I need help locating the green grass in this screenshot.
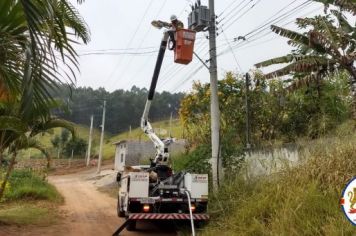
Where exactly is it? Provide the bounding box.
[202,122,356,236]
[108,119,183,142]
[3,169,63,203]
[0,169,62,226]
[18,123,106,160]
[0,203,57,226]
[103,119,184,160]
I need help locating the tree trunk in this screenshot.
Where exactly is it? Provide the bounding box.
[0,152,16,200]
[46,155,51,169]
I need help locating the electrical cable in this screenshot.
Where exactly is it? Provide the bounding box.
[218,0,251,23]
[103,0,155,86]
[167,0,318,93]
[220,0,263,33]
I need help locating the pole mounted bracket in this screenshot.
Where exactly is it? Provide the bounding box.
[193,52,210,71]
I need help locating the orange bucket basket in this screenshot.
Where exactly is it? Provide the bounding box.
[174,29,196,65]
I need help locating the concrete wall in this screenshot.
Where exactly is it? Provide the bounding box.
[245,144,300,178]
[15,159,85,170]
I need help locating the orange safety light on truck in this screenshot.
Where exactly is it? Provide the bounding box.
[174,29,196,65]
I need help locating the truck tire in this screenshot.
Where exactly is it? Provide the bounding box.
[126,220,136,231]
[117,198,125,218]
[195,221,205,228]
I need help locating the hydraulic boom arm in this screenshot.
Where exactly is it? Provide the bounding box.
[141,31,172,167]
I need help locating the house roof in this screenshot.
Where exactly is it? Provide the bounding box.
[112,140,127,145]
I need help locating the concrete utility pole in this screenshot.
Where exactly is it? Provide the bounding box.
[97,100,106,174]
[86,115,94,166]
[245,73,251,151]
[169,112,173,137]
[208,0,221,189]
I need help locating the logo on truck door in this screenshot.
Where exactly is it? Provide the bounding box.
[193,175,208,183]
[131,173,148,182]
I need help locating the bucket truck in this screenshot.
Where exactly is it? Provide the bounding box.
[113,25,209,235]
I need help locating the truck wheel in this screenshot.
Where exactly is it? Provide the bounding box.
[126,220,136,231]
[195,221,205,228]
[117,198,125,218]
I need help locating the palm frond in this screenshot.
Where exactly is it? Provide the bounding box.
[15,137,49,159]
[31,118,76,139]
[0,116,27,134]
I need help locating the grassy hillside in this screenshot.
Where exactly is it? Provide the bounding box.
[203,121,356,236]
[22,119,183,161]
[103,119,184,159]
[19,124,108,160]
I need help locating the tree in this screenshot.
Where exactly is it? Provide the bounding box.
[0,104,76,200]
[0,0,89,200]
[0,0,90,111]
[255,0,356,120]
[55,85,184,133]
[64,138,87,158]
[50,129,71,158]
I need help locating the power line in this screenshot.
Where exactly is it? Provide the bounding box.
[78,50,159,56]
[216,5,322,67]
[167,0,318,93]
[244,0,302,38]
[118,0,169,89]
[76,46,158,53]
[217,0,251,22]
[168,0,262,89]
[122,0,189,90]
[157,37,208,89]
[221,0,263,33]
[128,0,317,94]
[221,30,243,72]
[104,0,155,87]
[229,0,314,50]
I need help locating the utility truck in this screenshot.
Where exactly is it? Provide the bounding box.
[113,22,209,236]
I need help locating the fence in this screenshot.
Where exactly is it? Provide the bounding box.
[15,158,86,170]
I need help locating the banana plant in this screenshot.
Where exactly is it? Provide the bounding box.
[255,0,356,119]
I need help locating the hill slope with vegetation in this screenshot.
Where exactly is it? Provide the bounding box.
[203,122,356,235]
[53,86,184,134]
[24,119,183,161]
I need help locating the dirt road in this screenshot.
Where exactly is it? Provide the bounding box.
[1,168,176,236]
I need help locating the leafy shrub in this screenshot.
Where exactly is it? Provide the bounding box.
[4,170,62,202]
[172,145,211,174]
